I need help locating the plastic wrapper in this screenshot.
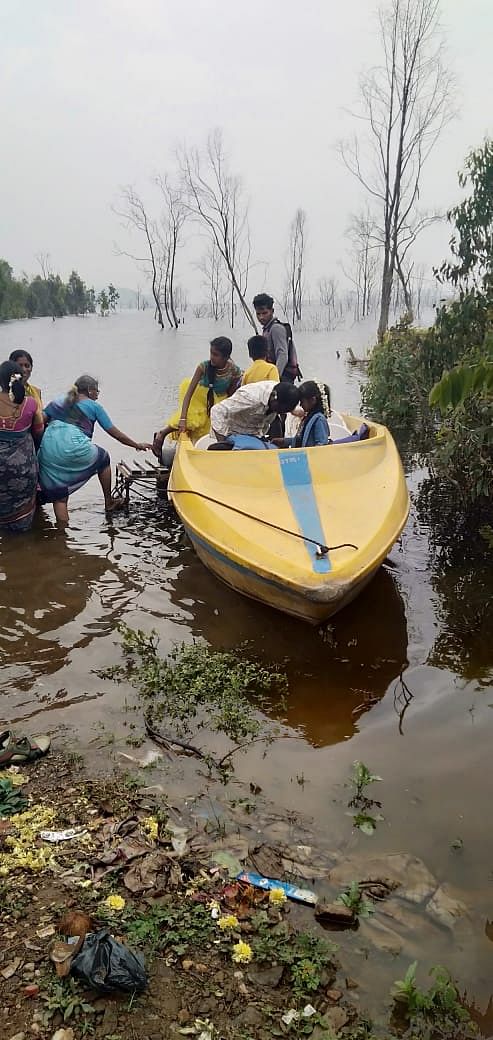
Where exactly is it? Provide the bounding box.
[71,929,147,993]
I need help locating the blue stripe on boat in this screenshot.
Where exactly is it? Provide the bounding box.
[279,452,331,574]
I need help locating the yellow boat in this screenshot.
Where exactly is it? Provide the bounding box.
[168,417,409,624]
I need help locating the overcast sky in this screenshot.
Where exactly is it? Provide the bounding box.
[1,0,492,300]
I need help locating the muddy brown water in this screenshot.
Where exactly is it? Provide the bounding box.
[1,312,492,1022]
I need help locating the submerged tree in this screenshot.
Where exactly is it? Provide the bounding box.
[114,187,165,329]
[285,208,307,323]
[155,175,186,329]
[179,129,255,329]
[345,209,379,320]
[340,0,454,340]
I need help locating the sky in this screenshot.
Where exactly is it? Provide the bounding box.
[1,0,492,302]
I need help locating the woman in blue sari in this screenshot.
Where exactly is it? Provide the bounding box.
[38,374,151,524]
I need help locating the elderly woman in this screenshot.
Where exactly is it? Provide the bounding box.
[0,361,44,532]
[38,374,151,524]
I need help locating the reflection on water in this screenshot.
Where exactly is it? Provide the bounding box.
[168,543,408,745]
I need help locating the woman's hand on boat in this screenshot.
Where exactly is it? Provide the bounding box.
[135,442,153,451]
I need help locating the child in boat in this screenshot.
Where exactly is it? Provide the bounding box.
[152,337,241,457]
[272,380,331,448]
[242,336,279,385]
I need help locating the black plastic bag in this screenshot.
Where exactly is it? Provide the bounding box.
[72,929,147,993]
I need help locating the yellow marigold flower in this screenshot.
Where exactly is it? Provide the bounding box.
[232,940,253,964]
[269,887,287,906]
[143,816,159,841]
[218,914,239,931]
[104,893,126,912]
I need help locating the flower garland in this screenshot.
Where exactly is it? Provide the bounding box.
[8,373,22,403]
[316,380,331,419]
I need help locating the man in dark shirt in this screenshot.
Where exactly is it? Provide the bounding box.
[252,293,300,382]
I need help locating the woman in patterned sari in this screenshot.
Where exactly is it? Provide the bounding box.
[0,361,44,533]
[38,374,151,525]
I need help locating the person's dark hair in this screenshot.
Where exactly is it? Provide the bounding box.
[253,293,274,310]
[0,361,26,404]
[247,335,268,360]
[9,349,33,368]
[270,382,300,413]
[66,374,99,406]
[206,337,233,414]
[299,380,331,417]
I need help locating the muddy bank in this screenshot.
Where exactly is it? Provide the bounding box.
[0,747,481,1040]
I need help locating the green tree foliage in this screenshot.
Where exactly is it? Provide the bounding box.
[362,139,493,537]
[98,289,109,316]
[0,260,107,321]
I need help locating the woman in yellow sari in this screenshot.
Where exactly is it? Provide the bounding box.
[9,350,43,426]
[153,337,241,457]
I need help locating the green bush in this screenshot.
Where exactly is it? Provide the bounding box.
[361,321,431,433]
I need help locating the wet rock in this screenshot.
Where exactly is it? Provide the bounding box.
[427,884,468,929]
[315,901,354,927]
[329,853,436,904]
[363,919,403,956]
[326,988,343,1002]
[247,964,284,987]
[325,1007,349,1031]
[237,1006,264,1028]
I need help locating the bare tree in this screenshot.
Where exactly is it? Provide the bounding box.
[114,187,165,329]
[35,252,53,279]
[179,130,256,330]
[156,175,186,329]
[344,209,380,320]
[286,208,307,323]
[340,0,454,340]
[197,241,227,320]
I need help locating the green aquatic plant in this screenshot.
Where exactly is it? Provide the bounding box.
[346,761,384,834]
[336,880,375,919]
[101,624,287,773]
[391,961,476,1037]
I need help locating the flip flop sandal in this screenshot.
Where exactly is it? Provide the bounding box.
[0,730,51,766]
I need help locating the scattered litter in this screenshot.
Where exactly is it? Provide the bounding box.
[36,924,56,939]
[237,871,318,906]
[1,956,23,979]
[282,1009,299,1026]
[58,910,92,938]
[117,748,163,768]
[39,828,88,843]
[179,1017,217,1040]
[303,1005,317,1017]
[71,929,147,993]
[168,821,188,856]
[211,851,243,877]
[0,778,28,818]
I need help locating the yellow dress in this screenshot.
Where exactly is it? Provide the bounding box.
[25,384,44,427]
[165,360,242,443]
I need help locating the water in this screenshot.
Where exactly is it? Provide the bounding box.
[1,312,492,1018]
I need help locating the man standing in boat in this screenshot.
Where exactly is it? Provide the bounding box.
[253,293,301,382]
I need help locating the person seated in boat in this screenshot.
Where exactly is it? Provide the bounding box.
[272,380,331,448]
[152,337,242,458]
[242,336,279,385]
[210,381,299,443]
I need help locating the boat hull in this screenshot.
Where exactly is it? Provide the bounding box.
[169,417,410,624]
